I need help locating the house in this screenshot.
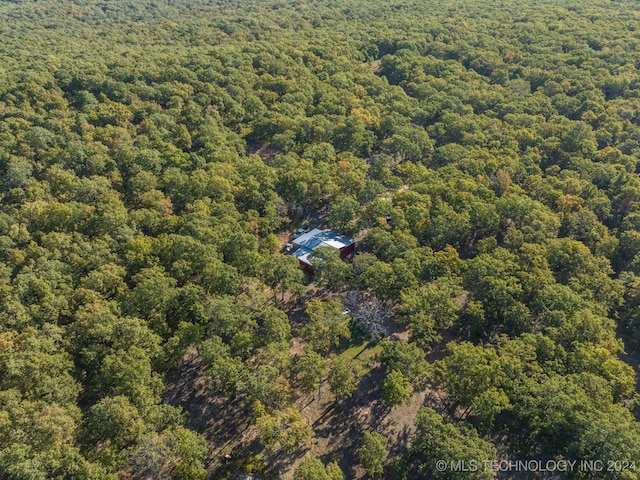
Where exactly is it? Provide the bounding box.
[291,228,355,273]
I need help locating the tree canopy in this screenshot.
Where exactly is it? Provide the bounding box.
[2,0,640,477]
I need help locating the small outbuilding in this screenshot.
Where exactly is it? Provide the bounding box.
[291,228,355,273]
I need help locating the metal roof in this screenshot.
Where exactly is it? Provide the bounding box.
[293,246,314,266]
[292,229,354,266]
[292,228,324,247]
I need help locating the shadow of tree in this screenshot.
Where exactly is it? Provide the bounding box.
[308,364,392,477]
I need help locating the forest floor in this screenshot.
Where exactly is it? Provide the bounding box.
[164,284,565,479]
[163,342,441,480]
[285,342,435,479]
[163,286,445,479]
[279,290,439,479]
[163,347,261,475]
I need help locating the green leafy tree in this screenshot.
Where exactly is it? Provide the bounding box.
[263,253,306,302]
[436,342,508,422]
[302,299,351,352]
[261,307,292,345]
[398,282,462,347]
[327,357,357,400]
[254,402,313,454]
[170,427,208,480]
[123,266,178,325]
[0,326,80,406]
[328,195,362,235]
[239,365,288,409]
[295,349,327,394]
[408,408,495,480]
[98,346,164,410]
[127,428,208,480]
[199,336,247,394]
[294,456,344,480]
[363,261,397,300]
[379,339,429,384]
[381,370,411,407]
[310,246,352,289]
[201,258,241,296]
[358,431,387,477]
[85,395,144,450]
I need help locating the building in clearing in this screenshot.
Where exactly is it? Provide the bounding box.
[291,228,355,273]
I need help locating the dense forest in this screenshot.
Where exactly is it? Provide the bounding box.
[2,0,640,478]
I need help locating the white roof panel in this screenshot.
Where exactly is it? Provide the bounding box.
[296,252,313,265]
[322,239,345,249]
[292,228,324,247]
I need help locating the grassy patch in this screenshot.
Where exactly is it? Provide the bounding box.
[335,323,383,376]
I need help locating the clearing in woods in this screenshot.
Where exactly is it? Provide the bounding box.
[164,302,445,479]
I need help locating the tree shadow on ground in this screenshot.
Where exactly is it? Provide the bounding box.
[164,347,257,477]
[311,364,390,478]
